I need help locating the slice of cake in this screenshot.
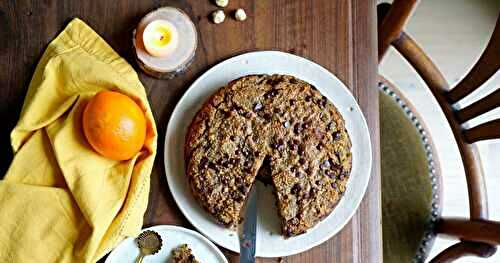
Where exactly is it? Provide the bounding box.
[170,244,199,263]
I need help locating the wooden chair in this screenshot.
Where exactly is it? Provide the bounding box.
[378,0,500,262]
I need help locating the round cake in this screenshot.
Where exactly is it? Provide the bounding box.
[185,75,352,237]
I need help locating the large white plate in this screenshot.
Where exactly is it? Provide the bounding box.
[105,225,227,262]
[164,51,372,257]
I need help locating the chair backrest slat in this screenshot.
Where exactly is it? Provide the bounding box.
[463,119,500,143]
[446,18,500,104]
[456,88,500,124]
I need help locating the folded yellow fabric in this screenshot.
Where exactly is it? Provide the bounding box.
[0,18,157,262]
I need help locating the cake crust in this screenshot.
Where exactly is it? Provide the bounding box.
[185,74,352,236]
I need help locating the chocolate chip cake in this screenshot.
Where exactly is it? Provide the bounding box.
[170,244,200,263]
[185,74,352,237]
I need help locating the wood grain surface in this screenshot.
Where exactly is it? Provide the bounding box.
[0,1,380,262]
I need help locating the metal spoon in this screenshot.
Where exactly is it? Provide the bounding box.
[135,230,162,263]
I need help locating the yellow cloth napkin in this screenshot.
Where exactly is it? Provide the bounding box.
[0,18,157,262]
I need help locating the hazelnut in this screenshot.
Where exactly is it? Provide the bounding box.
[234,8,247,21]
[211,10,225,24]
[215,0,229,8]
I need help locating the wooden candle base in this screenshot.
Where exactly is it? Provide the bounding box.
[133,7,197,79]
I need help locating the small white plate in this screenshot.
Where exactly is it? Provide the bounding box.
[164,51,372,257]
[105,225,227,263]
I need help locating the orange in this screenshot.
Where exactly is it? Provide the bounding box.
[82,91,147,161]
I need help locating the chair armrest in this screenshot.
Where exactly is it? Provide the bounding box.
[429,241,497,263]
[437,218,500,245]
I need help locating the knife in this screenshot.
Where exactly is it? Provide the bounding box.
[239,185,257,263]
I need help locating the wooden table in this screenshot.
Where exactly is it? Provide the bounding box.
[0,0,380,262]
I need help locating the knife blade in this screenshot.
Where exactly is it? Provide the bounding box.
[239,185,257,263]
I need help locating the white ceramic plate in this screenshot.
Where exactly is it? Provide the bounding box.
[105,225,227,263]
[164,51,372,257]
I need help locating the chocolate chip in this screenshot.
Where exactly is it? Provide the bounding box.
[271,139,285,151]
[316,143,324,150]
[332,131,341,140]
[244,167,252,173]
[291,183,301,194]
[208,162,218,172]
[320,96,328,107]
[235,177,243,184]
[298,145,305,156]
[301,191,310,200]
[289,99,296,106]
[230,135,236,141]
[235,149,241,155]
[235,194,244,202]
[229,158,239,165]
[254,151,260,157]
[299,158,306,165]
[238,185,247,193]
[220,159,229,167]
[252,134,259,142]
[331,182,337,189]
[242,148,251,157]
[290,167,296,173]
[288,141,298,151]
[263,113,272,121]
[199,157,209,169]
[254,102,263,111]
[302,122,310,129]
[327,122,335,131]
[293,123,303,134]
[305,96,312,102]
[264,89,279,99]
[273,108,280,114]
[290,78,298,84]
[266,79,281,86]
[244,160,252,168]
[320,160,331,170]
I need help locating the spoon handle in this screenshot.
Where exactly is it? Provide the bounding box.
[135,254,145,263]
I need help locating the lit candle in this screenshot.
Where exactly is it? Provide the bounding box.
[142,20,178,58]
